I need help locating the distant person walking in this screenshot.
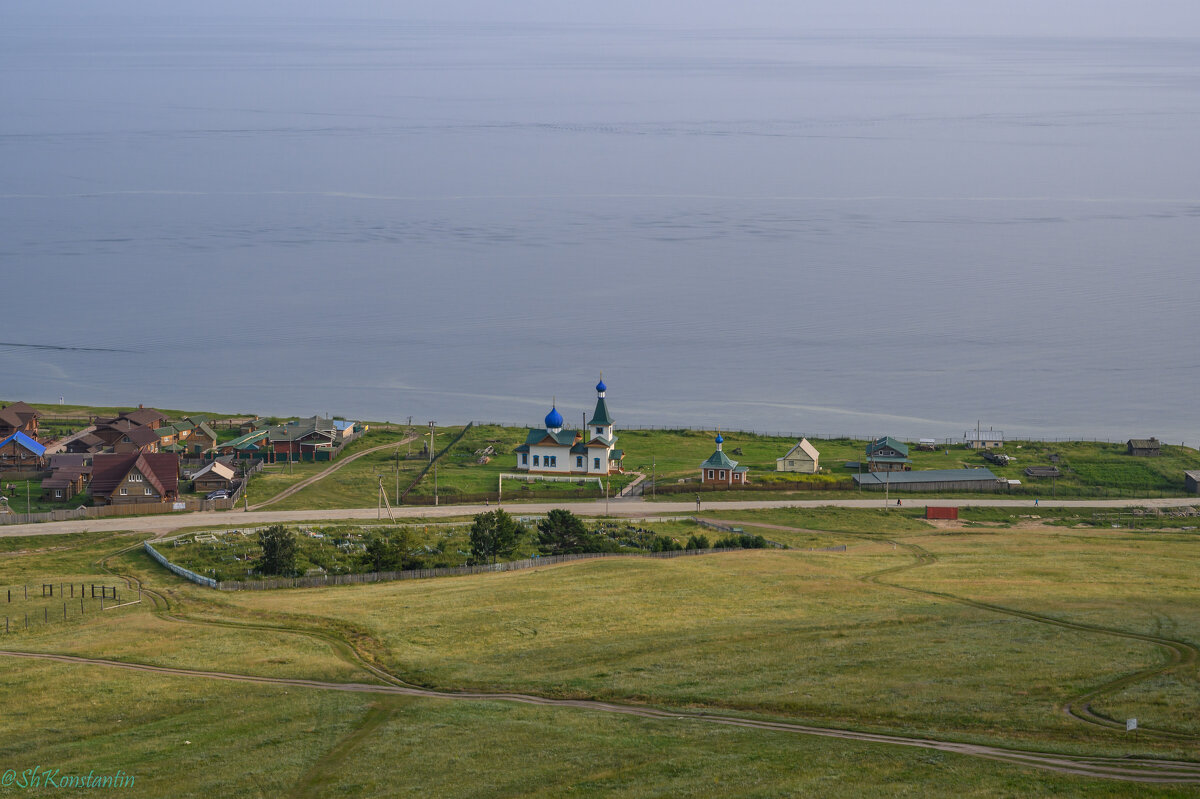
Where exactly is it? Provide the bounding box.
[1034,498,1039,507]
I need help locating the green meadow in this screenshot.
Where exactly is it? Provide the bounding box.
[0,507,1198,795]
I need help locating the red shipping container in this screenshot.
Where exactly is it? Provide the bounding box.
[925,506,959,520]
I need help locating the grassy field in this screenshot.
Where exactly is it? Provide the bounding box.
[9,659,1193,799]
[1,507,1200,793]
[260,424,637,510]
[620,429,1200,499]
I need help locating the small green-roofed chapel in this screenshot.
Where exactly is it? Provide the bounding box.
[701,431,749,486]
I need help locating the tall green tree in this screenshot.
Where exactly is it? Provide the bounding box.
[258,524,297,575]
[362,527,416,572]
[536,508,593,555]
[469,509,521,564]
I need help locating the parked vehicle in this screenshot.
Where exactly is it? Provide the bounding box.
[206,489,231,500]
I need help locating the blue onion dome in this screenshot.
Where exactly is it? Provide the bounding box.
[545,405,564,429]
[596,377,607,393]
[715,432,724,444]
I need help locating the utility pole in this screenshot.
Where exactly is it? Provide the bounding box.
[434,462,438,506]
[428,422,435,463]
[651,456,655,499]
[394,443,400,505]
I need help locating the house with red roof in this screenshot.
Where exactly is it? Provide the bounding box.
[89,453,179,505]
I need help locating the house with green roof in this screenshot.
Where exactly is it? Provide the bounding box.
[866,436,912,472]
[514,378,624,475]
[700,432,749,486]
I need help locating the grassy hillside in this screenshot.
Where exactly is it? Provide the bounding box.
[1,517,1199,794]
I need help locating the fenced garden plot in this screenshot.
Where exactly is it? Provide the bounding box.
[148,517,722,589]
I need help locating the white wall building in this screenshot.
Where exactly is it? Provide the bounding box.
[515,379,624,475]
[776,438,820,473]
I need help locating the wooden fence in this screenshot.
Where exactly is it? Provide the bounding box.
[399,422,475,502]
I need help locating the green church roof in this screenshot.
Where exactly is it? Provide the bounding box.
[588,396,613,426]
[701,449,738,470]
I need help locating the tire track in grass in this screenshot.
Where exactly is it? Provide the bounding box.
[837,533,1199,740]
[1,648,1199,783]
[11,533,1188,784]
[709,517,1200,739]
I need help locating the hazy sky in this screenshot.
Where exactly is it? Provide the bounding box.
[9,0,1200,38]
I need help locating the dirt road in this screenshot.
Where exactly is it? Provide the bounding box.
[247,434,418,511]
[1,495,1195,539]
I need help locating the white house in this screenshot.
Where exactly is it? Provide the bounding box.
[514,379,624,475]
[776,438,820,473]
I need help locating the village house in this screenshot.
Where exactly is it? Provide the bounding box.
[1186,471,1200,494]
[1127,438,1161,457]
[92,419,140,448]
[514,379,624,475]
[89,452,180,505]
[267,416,340,462]
[700,432,749,486]
[0,432,46,469]
[93,407,167,430]
[214,430,270,460]
[111,424,161,454]
[191,459,238,494]
[185,421,219,456]
[64,432,106,455]
[776,438,820,473]
[0,402,42,441]
[41,455,92,501]
[866,436,912,472]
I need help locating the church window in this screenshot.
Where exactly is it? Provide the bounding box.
[522,453,528,465]
[719,470,726,479]
[533,455,539,466]
[593,457,600,469]
[576,456,583,467]
[596,427,603,435]
[706,470,714,479]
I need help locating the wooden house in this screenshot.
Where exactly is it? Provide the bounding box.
[92,419,139,447]
[89,453,179,505]
[111,424,160,454]
[0,402,42,441]
[1185,471,1200,494]
[41,454,91,501]
[776,438,820,473]
[0,432,46,469]
[866,436,911,472]
[185,422,219,456]
[65,433,106,454]
[191,460,237,494]
[267,416,339,462]
[1127,438,1161,457]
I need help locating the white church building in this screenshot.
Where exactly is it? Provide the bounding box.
[515,378,624,475]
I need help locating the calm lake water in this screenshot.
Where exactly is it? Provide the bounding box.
[2,17,1198,444]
